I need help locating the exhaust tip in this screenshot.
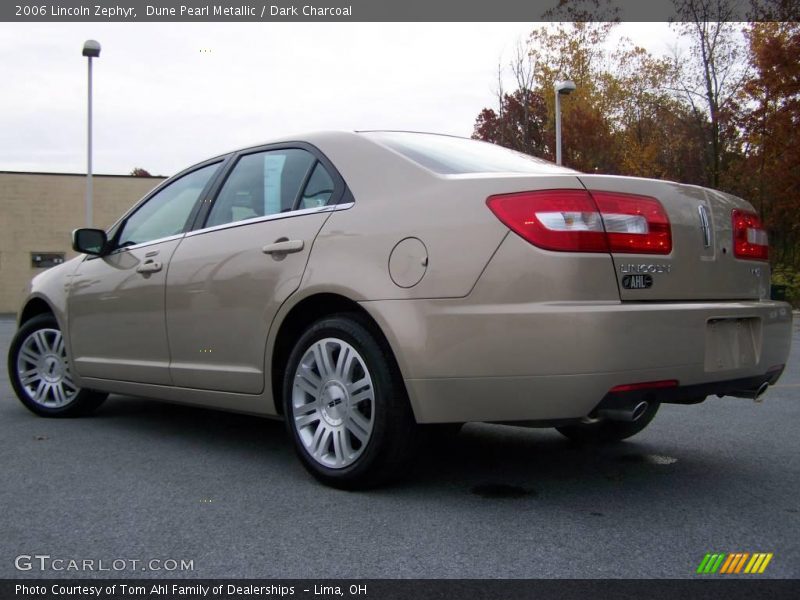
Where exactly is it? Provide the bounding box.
[631,401,649,421]
[730,382,771,401]
[754,382,769,403]
[596,401,650,422]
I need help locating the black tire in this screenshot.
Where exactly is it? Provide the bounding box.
[8,314,107,418]
[555,401,660,443]
[282,313,419,489]
[420,422,464,448]
[424,423,464,437]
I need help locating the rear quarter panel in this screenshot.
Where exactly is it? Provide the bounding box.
[304,132,590,300]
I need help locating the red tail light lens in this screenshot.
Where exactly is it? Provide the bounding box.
[485,190,608,252]
[732,209,768,261]
[486,189,671,254]
[591,191,672,254]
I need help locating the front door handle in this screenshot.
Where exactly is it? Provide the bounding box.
[262,239,304,256]
[136,260,163,274]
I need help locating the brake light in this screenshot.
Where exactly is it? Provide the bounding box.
[732,209,768,261]
[486,189,671,254]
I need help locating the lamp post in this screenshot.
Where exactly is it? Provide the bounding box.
[554,79,576,166]
[82,40,101,227]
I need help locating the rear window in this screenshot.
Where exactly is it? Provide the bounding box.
[361,131,574,175]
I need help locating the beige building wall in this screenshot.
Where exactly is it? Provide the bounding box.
[0,171,166,314]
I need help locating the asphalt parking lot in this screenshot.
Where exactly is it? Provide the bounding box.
[1,315,798,579]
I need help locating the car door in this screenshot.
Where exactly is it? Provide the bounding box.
[165,146,345,394]
[68,162,222,385]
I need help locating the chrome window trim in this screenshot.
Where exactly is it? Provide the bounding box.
[87,203,355,258]
[106,233,186,255]
[185,202,354,238]
[82,232,186,261]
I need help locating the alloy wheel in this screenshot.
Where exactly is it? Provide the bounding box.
[291,337,375,469]
[15,328,79,408]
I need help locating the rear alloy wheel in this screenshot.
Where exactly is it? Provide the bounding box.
[283,314,418,489]
[555,401,660,443]
[8,314,107,417]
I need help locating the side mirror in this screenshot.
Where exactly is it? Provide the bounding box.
[72,228,108,256]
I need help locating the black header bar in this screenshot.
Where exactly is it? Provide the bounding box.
[3,0,797,23]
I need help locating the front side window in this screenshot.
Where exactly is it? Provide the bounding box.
[206,149,317,228]
[117,163,219,247]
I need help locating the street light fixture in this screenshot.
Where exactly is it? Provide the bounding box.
[82,40,101,227]
[554,79,576,166]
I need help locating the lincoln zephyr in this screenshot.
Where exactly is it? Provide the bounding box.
[8,131,792,488]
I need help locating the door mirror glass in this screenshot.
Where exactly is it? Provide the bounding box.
[72,228,108,256]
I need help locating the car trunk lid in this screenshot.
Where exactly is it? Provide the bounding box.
[580,175,769,300]
[576,175,770,301]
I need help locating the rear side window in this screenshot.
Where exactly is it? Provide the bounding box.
[362,131,574,175]
[206,149,316,228]
[299,162,335,209]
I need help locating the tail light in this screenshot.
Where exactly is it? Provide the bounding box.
[732,209,768,261]
[592,191,672,254]
[486,189,672,254]
[485,190,608,252]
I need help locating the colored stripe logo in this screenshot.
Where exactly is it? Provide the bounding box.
[696,552,773,574]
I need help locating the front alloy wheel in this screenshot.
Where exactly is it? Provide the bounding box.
[16,327,78,408]
[283,314,418,489]
[8,314,107,417]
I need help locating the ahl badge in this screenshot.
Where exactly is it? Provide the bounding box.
[622,274,653,289]
[619,263,668,290]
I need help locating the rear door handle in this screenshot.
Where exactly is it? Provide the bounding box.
[262,239,304,255]
[136,260,163,274]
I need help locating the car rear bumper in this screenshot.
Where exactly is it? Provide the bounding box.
[361,298,793,423]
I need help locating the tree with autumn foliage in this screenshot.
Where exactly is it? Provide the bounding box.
[474,41,552,157]
[670,1,750,189]
[473,89,550,158]
[474,21,701,179]
[738,21,800,267]
[471,7,800,299]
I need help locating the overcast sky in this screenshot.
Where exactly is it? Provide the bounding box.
[0,22,679,176]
